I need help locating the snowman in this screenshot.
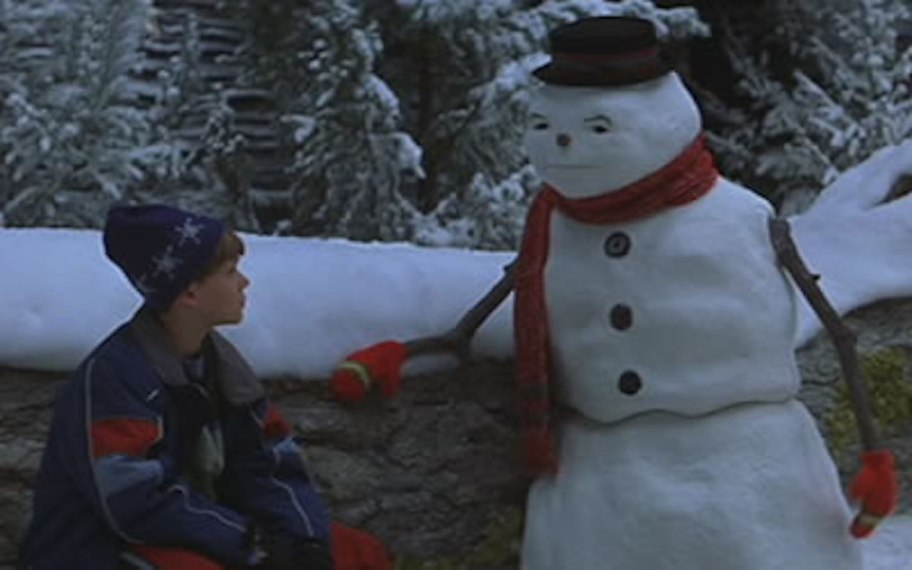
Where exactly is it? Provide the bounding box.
[330,16,900,570]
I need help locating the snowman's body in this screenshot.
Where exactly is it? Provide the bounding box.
[545,180,797,422]
[518,73,863,569]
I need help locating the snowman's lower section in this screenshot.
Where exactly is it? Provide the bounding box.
[521,400,862,570]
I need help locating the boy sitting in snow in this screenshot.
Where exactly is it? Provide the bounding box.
[18,204,391,570]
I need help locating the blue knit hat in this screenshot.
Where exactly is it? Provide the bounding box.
[103,204,225,309]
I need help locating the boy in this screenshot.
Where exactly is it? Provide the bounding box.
[18,204,390,570]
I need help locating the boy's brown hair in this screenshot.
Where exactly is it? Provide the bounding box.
[197,230,245,281]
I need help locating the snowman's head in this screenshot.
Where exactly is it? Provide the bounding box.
[524,73,702,198]
[525,16,702,198]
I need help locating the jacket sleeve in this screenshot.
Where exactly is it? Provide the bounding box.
[218,398,332,543]
[80,354,255,567]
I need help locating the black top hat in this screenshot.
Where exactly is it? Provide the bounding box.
[533,16,672,87]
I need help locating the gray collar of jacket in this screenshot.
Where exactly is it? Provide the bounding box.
[128,306,265,406]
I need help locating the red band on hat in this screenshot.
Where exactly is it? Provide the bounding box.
[557,46,660,63]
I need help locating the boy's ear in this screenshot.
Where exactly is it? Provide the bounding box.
[173,285,200,308]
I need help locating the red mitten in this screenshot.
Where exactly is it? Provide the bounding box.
[262,405,292,439]
[849,449,898,538]
[330,341,408,402]
[331,522,392,570]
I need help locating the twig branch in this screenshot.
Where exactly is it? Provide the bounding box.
[770,218,879,450]
[404,259,518,362]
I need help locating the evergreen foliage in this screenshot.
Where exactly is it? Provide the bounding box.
[3,0,912,249]
[234,0,706,244]
[0,0,155,227]
[710,0,912,214]
[241,0,423,240]
[286,0,422,241]
[131,4,260,231]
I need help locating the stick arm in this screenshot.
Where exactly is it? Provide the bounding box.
[404,258,517,361]
[330,259,517,402]
[769,217,879,450]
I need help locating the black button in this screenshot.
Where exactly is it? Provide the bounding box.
[604,232,631,257]
[610,304,633,330]
[618,371,642,395]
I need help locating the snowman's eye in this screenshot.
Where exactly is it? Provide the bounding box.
[529,114,549,131]
[586,118,612,134]
[584,115,612,134]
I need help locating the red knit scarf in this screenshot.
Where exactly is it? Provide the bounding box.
[514,133,719,476]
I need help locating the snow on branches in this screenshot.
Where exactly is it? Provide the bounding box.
[713,0,912,215]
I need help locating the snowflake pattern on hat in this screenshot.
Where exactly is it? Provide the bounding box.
[175,217,205,247]
[151,246,182,279]
[134,274,158,298]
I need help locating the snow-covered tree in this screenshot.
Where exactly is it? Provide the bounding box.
[412,165,538,250]
[11,0,906,249]
[239,0,423,240]
[0,0,158,227]
[0,0,34,222]
[129,3,264,232]
[293,3,423,241]
[709,0,912,213]
[235,0,708,246]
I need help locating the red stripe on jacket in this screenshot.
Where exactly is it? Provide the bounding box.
[91,418,161,459]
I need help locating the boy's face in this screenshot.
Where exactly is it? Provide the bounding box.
[187,256,250,326]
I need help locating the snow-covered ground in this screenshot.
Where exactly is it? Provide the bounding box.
[863,515,912,569]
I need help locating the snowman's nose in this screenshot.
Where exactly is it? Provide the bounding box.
[556,133,572,148]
